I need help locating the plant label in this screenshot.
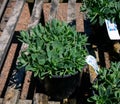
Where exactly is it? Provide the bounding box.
[105,19,120,40]
[86,55,99,83]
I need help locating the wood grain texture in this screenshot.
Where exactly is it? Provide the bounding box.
[48,0,59,21]
[0,98,32,104]
[0,98,3,103]
[67,0,76,25]
[18,99,32,104]
[0,0,8,20]
[0,0,25,70]
[48,101,60,104]
[28,0,44,28]
[3,87,20,104]
[20,71,32,99]
[33,93,48,104]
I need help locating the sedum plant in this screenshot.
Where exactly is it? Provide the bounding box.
[80,0,120,26]
[88,62,120,104]
[17,19,88,79]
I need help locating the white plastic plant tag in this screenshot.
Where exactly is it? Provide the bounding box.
[86,55,99,74]
[105,19,120,40]
[86,55,99,83]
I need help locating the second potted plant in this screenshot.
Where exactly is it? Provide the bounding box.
[88,62,120,104]
[80,0,120,26]
[80,0,120,64]
[17,19,88,99]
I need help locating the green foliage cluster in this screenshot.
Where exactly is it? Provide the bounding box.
[80,0,120,25]
[17,19,88,79]
[88,62,120,104]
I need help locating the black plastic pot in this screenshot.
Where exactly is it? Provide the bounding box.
[43,72,80,100]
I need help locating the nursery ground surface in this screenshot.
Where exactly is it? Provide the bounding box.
[0,0,91,104]
[0,0,117,104]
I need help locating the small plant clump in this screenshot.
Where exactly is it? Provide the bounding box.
[80,0,120,26]
[88,62,120,104]
[17,19,88,79]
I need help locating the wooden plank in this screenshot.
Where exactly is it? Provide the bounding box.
[20,71,32,99]
[33,93,48,104]
[76,3,84,32]
[44,0,66,3]
[48,101,60,104]
[67,0,76,25]
[0,0,8,20]
[0,43,18,96]
[48,0,59,21]
[104,52,110,68]
[56,3,67,21]
[0,0,25,70]
[43,3,68,23]
[0,98,3,103]
[18,99,32,104]
[28,0,44,28]
[92,45,100,67]
[2,87,20,104]
[1,98,32,104]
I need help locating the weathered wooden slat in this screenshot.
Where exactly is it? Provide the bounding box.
[20,71,32,99]
[0,98,3,103]
[0,43,17,96]
[18,99,32,104]
[56,3,67,21]
[48,0,59,21]
[43,3,68,23]
[33,93,48,104]
[28,0,44,28]
[76,3,84,32]
[2,87,20,104]
[48,101,60,104]
[92,45,100,66]
[104,52,110,68]
[44,0,66,3]
[0,0,25,70]
[67,0,76,25]
[0,98,32,104]
[0,0,8,20]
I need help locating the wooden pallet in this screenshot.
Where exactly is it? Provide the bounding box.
[0,0,97,104]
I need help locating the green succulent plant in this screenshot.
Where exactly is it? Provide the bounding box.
[88,62,120,104]
[17,19,88,79]
[80,0,120,26]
